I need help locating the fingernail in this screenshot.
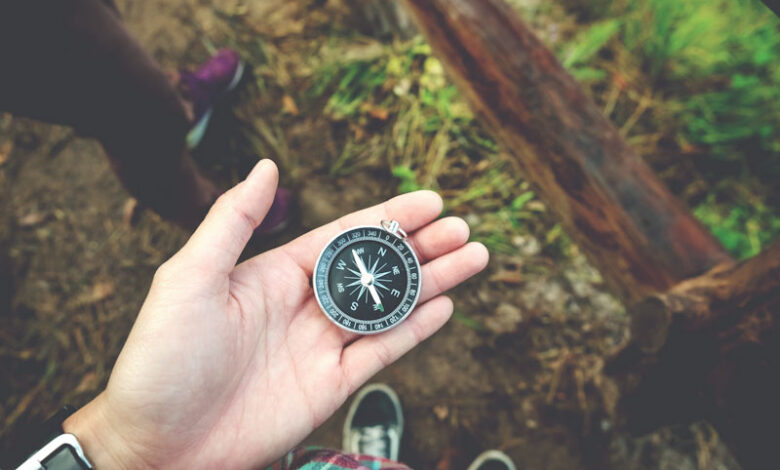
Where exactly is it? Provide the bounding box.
[248,159,271,179]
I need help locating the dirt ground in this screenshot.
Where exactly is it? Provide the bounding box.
[0,1,741,469]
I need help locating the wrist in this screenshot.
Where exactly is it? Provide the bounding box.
[62,394,146,470]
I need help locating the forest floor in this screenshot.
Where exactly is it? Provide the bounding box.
[0,0,756,469]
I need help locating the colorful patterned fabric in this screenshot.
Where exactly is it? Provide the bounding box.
[269,447,412,470]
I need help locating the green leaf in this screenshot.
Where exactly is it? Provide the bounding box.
[453,311,485,331]
[562,19,621,68]
[570,67,607,82]
[511,191,536,211]
[392,165,422,193]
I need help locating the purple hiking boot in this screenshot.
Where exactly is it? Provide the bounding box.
[180,48,245,149]
[212,186,291,236]
[256,186,292,235]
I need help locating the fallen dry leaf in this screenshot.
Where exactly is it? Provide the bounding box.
[18,211,46,227]
[489,269,523,284]
[68,281,115,309]
[74,372,97,394]
[282,95,299,115]
[368,107,389,120]
[122,198,140,227]
[0,139,12,165]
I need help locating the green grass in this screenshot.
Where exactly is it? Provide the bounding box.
[556,0,780,258]
[632,0,780,171]
[308,39,562,255]
[693,194,780,260]
[308,0,779,260]
[453,311,485,331]
[562,19,620,81]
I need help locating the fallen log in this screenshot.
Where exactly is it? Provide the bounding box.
[630,242,779,354]
[401,0,730,305]
[401,0,778,468]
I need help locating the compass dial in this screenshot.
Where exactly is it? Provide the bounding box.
[313,225,421,334]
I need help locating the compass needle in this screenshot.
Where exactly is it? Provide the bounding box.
[367,284,382,307]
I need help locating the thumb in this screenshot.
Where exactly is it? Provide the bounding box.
[179,159,279,275]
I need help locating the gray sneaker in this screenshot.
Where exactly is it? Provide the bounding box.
[467,450,517,470]
[343,383,403,461]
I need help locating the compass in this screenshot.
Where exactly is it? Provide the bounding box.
[313,220,422,334]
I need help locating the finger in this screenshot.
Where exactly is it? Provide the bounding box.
[341,295,453,391]
[282,190,443,275]
[405,216,470,264]
[418,242,489,303]
[179,160,278,274]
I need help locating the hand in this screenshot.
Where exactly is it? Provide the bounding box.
[64,160,489,470]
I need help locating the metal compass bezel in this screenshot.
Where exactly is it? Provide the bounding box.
[313,222,422,335]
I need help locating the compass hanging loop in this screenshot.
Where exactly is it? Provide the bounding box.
[381,220,408,240]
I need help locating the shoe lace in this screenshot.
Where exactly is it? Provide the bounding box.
[358,425,390,458]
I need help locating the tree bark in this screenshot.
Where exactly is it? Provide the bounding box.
[401,0,730,304]
[343,0,417,40]
[630,243,780,354]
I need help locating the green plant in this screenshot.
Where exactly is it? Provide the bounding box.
[392,165,423,193]
[684,73,780,160]
[694,195,780,259]
[323,60,388,119]
[453,311,485,331]
[623,0,779,164]
[561,19,620,81]
[564,0,780,258]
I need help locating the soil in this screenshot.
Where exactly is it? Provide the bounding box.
[0,1,740,469]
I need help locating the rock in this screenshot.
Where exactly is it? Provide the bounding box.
[512,234,541,256]
[591,292,623,316]
[542,282,565,304]
[484,302,524,334]
[464,213,481,227]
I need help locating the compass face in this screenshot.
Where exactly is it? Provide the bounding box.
[313,225,421,334]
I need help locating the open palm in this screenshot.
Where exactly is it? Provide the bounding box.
[65,160,489,470]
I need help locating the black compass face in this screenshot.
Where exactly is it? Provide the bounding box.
[314,226,421,334]
[328,240,408,319]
